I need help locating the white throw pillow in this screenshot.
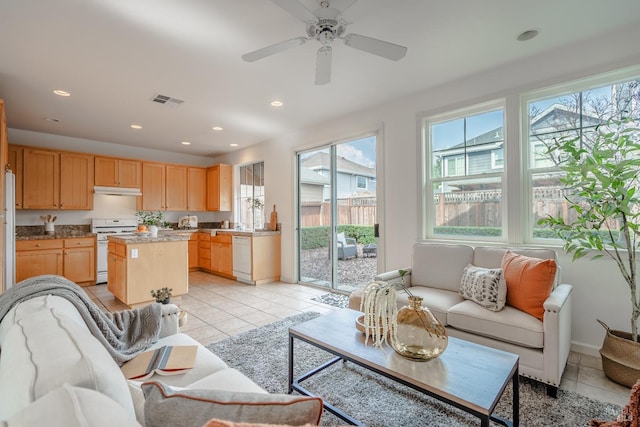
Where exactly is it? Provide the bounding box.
[459,264,507,311]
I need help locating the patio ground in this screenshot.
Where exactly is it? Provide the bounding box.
[299,245,377,293]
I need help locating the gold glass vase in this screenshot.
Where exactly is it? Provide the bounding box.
[392,296,448,361]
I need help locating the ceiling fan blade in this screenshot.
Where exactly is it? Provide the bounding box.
[343,33,407,61]
[242,37,308,62]
[315,46,332,85]
[270,0,317,23]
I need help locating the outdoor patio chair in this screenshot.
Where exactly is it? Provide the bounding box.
[337,232,358,260]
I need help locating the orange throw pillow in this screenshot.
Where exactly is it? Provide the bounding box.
[501,250,557,321]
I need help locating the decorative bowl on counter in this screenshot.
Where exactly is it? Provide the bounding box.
[134,231,151,237]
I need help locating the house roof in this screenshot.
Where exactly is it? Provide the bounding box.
[299,167,329,185]
[301,152,375,177]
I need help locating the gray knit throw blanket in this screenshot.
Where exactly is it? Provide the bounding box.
[0,275,162,365]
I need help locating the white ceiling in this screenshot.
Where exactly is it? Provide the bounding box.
[1,0,640,157]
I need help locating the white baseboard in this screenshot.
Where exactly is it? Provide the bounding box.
[570,341,601,358]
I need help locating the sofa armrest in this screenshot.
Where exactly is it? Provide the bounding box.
[375,268,411,284]
[542,283,573,386]
[159,304,180,338]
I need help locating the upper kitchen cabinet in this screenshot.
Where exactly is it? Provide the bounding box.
[23,148,59,209]
[187,167,207,211]
[23,148,94,210]
[95,156,141,188]
[140,162,166,211]
[7,145,23,209]
[60,152,94,210]
[207,164,232,211]
[165,165,187,211]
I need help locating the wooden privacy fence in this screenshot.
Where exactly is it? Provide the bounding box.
[300,197,377,226]
[433,187,616,227]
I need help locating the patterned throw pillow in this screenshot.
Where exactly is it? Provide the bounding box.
[459,264,507,311]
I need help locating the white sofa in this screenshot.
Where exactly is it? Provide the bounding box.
[349,243,573,396]
[0,293,322,426]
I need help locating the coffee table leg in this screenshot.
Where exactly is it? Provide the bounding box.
[288,333,294,394]
[512,368,519,427]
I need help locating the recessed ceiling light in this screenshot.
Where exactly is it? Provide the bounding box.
[212,126,223,131]
[517,29,539,42]
[270,100,283,107]
[230,143,238,147]
[181,141,191,145]
[53,89,70,97]
[130,124,142,129]
[45,117,60,123]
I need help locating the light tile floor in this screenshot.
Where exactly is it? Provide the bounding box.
[84,270,631,408]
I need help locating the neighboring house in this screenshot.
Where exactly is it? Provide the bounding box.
[301,152,376,200]
[434,103,607,178]
[299,167,329,203]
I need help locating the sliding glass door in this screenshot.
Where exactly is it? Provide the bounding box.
[297,135,378,292]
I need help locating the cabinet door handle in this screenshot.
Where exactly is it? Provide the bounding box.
[36,243,41,247]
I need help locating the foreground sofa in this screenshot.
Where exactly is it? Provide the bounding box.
[349,242,573,396]
[0,278,322,426]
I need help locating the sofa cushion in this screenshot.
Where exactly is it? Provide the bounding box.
[3,384,140,427]
[0,295,135,419]
[141,381,323,427]
[501,251,557,321]
[411,243,474,292]
[397,287,464,326]
[459,264,507,311]
[447,300,544,348]
[474,246,559,286]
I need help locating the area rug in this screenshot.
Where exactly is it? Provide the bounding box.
[311,293,349,308]
[206,312,622,427]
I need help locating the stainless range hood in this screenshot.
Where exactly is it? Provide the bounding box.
[94,186,142,196]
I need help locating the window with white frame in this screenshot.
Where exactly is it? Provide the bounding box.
[238,162,265,230]
[425,102,505,239]
[356,175,367,190]
[526,77,640,240]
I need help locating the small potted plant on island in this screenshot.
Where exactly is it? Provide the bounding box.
[136,210,164,237]
[151,287,173,304]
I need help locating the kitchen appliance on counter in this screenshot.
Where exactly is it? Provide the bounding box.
[178,215,198,229]
[91,218,138,284]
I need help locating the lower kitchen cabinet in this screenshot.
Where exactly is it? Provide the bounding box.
[16,236,96,286]
[188,232,198,270]
[198,232,211,270]
[210,234,233,277]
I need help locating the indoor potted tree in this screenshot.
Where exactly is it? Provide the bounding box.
[539,117,640,386]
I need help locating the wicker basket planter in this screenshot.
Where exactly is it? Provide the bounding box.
[598,320,640,388]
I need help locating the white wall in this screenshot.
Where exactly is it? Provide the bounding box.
[211,23,640,353]
[8,23,640,351]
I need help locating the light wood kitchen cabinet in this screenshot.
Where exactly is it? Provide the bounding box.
[140,162,166,210]
[7,145,23,209]
[165,164,187,211]
[16,240,64,282]
[107,239,188,308]
[95,156,141,188]
[63,237,96,284]
[187,167,207,211]
[198,232,211,270]
[206,164,232,211]
[22,148,93,210]
[16,237,96,285]
[23,148,59,209]
[210,234,233,277]
[188,232,198,270]
[60,152,94,210]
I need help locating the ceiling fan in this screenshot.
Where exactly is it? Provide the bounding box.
[242,0,408,85]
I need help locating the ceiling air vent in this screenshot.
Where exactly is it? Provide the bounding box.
[151,93,184,108]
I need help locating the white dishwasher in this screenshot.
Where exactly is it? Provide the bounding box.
[232,235,252,284]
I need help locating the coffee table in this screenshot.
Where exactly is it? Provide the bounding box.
[288,309,519,426]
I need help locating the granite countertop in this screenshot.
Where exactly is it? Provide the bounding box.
[16,225,95,241]
[196,229,280,237]
[108,233,191,244]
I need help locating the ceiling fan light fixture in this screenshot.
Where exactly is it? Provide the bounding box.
[270,100,283,107]
[181,141,191,145]
[230,143,239,147]
[212,126,223,131]
[130,124,142,129]
[53,89,70,97]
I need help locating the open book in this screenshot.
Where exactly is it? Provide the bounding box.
[121,345,197,380]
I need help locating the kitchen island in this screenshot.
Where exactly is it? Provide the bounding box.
[107,233,190,308]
